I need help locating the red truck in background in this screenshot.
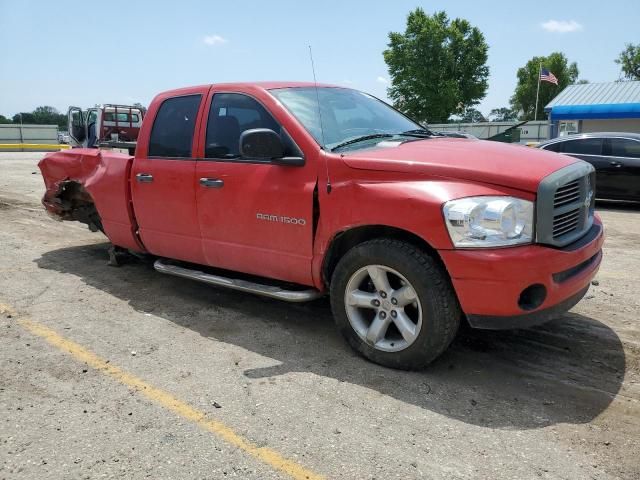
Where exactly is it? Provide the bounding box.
[39,82,604,369]
[68,104,145,154]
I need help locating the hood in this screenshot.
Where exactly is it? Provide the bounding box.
[340,138,578,193]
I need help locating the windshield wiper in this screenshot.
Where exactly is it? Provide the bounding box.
[330,134,395,152]
[399,128,435,137]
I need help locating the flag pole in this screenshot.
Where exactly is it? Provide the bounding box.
[534,62,542,121]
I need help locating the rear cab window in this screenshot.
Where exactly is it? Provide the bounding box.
[148,95,202,158]
[104,112,141,123]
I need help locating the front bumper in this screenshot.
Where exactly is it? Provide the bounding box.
[439,217,604,330]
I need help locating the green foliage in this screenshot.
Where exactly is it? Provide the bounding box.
[488,107,517,122]
[615,43,640,80]
[510,52,578,121]
[383,8,489,123]
[133,102,148,114]
[0,114,12,124]
[459,107,487,123]
[12,106,66,128]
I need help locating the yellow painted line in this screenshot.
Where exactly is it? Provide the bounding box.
[0,143,70,149]
[1,304,323,480]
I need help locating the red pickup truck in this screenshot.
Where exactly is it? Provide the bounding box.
[39,82,604,369]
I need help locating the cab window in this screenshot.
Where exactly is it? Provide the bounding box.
[148,95,201,158]
[205,93,281,159]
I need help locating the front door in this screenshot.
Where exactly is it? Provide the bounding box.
[131,91,207,264]
[195,91,316,286]
[67,106,86,146]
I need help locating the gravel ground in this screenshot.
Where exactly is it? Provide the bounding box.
[1,152,639,480]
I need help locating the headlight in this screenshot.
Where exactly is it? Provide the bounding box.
[443,196,534,248]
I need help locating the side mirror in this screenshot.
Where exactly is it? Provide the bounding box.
[239,128,305,166]
[240,128,284,159]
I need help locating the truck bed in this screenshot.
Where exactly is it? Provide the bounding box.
[39,148,143,252]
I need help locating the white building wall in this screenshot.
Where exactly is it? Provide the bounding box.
[581,118,640,133]
[429,120,549,143]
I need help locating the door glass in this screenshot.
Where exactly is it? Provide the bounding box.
[562,138,602,155]
[148,95,202,158]
[69,108,86,142]
[543,141,564,152]
[205,93,280,159]
[609,138,640,158]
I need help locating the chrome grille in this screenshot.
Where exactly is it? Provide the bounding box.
[536,162,596,247]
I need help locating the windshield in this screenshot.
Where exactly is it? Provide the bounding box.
[270,87,425,151]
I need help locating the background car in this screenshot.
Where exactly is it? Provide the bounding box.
[538,132,640,202]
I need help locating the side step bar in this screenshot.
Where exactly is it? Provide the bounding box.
[154,259,324,303]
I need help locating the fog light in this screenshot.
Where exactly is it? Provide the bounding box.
[518,284,547,311]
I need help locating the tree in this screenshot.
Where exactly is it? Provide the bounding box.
[133,102,147,114]
[0,114,12,124]
[13,107,66,128]
[510,52,578,121]
[12,112,35,124]
[459,107,487,123]
[615,43,640,80]
[488,107,517,122]
[383,8,489,123]
[33,106,66,128]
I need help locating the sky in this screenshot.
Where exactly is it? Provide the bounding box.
[0,0,639,119]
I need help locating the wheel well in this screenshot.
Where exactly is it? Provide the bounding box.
[322,225,443,286]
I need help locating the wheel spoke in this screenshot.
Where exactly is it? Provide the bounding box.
[366,266,392,293]
[393,285,417,307]
[393,310,418,343]
[365,313,391,345]
[347,290,377,309]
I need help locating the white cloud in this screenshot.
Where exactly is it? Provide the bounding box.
[540,20,583,33]
[376,76,389,84]
[203,34,228,46]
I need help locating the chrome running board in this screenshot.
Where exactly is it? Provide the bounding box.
[154,259,324,303]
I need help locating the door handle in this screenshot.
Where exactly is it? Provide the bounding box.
[609,161,622,167]
[136,173,154,183]
[199,178,224,188]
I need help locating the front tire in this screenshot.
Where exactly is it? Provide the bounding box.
[330,239,460,369]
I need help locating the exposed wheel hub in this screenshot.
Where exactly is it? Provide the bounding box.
[344,265,423,353]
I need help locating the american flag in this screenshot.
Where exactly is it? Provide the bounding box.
[540,68,558,85]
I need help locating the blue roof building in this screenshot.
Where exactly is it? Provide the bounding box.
[545,81,640,138]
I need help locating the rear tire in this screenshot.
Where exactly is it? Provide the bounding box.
[330,239,460,369]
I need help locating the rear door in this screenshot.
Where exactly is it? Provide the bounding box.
[557,137,614,198]
[195,90,316,285]
[603,137,640,200]
[131,91,208,264]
